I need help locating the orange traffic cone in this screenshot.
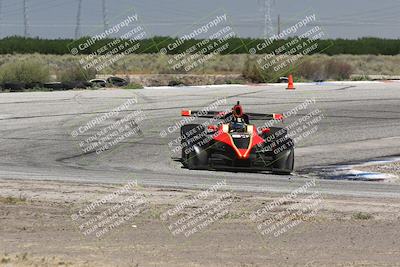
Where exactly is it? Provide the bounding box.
[287,74,295,90]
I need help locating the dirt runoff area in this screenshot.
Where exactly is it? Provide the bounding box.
[1,178,400,267]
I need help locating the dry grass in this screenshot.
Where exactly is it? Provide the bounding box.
[0,195,27,204]
[352,212,373,220]
[0,53,399,80]
[0,58,50,83]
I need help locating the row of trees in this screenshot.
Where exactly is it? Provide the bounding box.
[0,36,399,55]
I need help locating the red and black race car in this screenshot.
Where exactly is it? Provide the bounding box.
[179,102,294,174]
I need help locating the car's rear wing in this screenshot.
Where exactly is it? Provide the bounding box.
[246,112,284,121]
[181,109,283,121]
[181,109,228,118]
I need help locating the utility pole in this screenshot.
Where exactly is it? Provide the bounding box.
[23,0,28,37]
[259,0,274,38]
[0,0,3,37]
[102,0,109,31]
[75,0,82,39]
[277,14,281,35]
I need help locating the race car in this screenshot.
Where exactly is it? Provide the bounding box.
[179,101,294,174]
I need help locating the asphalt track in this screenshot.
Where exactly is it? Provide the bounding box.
[1,82,400,198]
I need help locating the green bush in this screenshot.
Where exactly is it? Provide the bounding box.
[123,83,143,89]
[1,36,400,55]
[0,59,49,83]
[242,55,298,83]
[242,56,354,82]
[242,56,264,82]
[352,212,373,220]
[58,64,96,82]
[298,60,327,81]
[298,58,353,81]
[325,59,353,80]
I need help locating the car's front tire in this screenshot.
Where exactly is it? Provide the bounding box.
[181,124,208,169]
[186,145,209,170]
[272,147,294,175]
[261,127,294,175]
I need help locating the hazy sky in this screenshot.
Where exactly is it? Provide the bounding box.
[0,0,399,39]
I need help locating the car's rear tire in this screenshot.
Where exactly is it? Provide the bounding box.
[44,82,63,91]
[107,76,128,87]
[4,82,25,92]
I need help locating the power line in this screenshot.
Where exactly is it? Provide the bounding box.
[323,3,400,21]
[0,0,399,39]
[4,0,78,17]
